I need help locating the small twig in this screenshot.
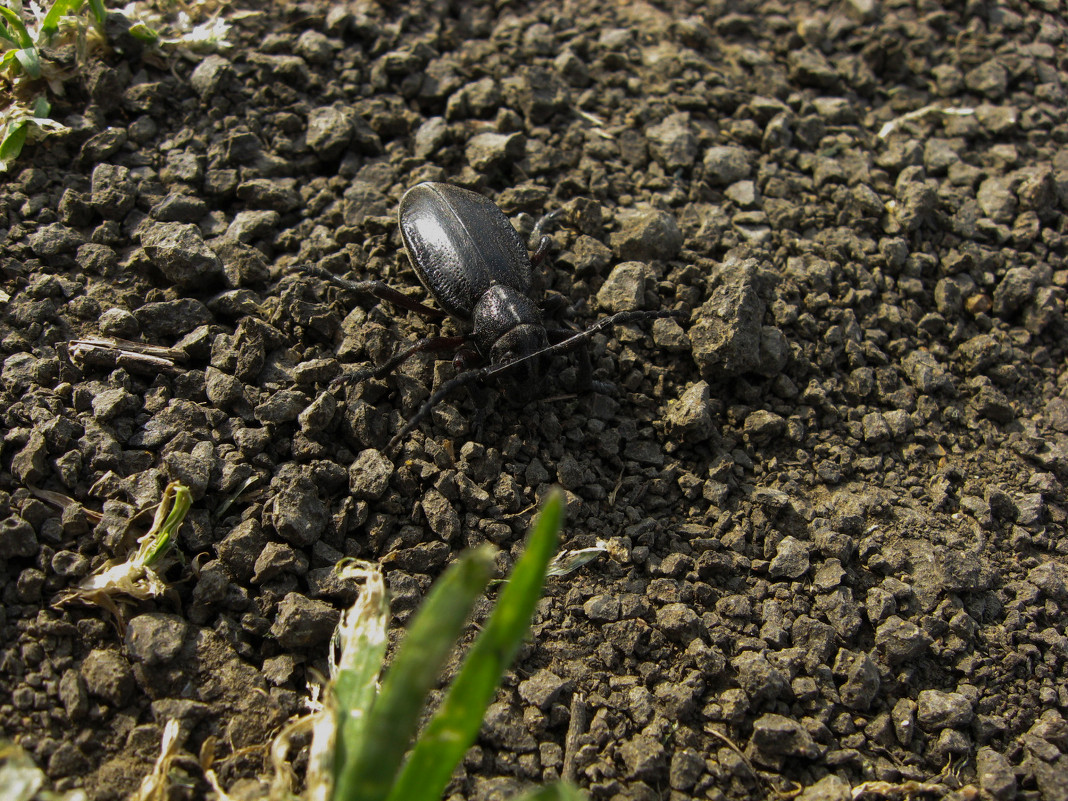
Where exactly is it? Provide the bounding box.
[561,692,587,782]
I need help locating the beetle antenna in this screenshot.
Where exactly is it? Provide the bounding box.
[483,309,685,382]
[387,368,488,453]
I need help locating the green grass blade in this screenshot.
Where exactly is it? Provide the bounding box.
[86,0,106,28]
[40,0,85,40]
[0,7,31,48]
[512,783,587,801]
[332,545,497,801]
[385,490,564,801]
[323,564,389,797]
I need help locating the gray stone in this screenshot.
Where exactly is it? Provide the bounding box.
[0,515,38,559]
[704,146,752,184]
[903,350,953,394]
[744,410,786,445]
[29,223,85,260]
[465,132,524,171]
[163,445,213,499]
[482,701,537,751]
[140,222,223,288]
[656,602,700,641]
[965,60,1008,99]
[190,55,234,98]
[294,30,333,64]
[216,518,266,583]
[993,267,1038,318]
[647,112,697,170]
[236,178,301,213]
[666,381,715,443]
[11,430,47,484]
[81,649,135,706]
[226,209,281,244]
[51,550,89,578]
[731,652,789,705]
[652,315,691,353]
[916,689,974,730]
[690,257,764,377]
[835,650,880,711]
[669,749,705,791]
[254,390,308,424]
[517,669,569,710]
[583,594,621,621]
[91,163,137,219]
[99,307,139,337]
[875,615,930,663]
[748,713,819,767]
[797,774,850,801]
[270,592,340,648]
[610,209,683,261]
[977,175,1018,223]
[306,105,354,159]
[421,489,460,540]
[862,411,891,442]
[725,180,758,206]
[350,449,394,500]
[126,613,190,665]
[892,697,916,744]
[268,472,327,547]
[205,367,244,409]
[299,391,337,433]
[59,669,88,721]
[976,746,1016,801]
[252,542,308,583]
[769,536,810,579]
[92,387,139,421]
[619,734,667,780]
[414,116,448,159]
[596,261,651,312]
[1028,561,1068,601]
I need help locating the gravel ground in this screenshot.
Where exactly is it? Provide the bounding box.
[2,1,1068,799]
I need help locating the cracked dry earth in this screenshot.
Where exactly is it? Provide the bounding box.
[2,0,1068,799]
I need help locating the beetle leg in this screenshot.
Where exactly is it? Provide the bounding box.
[302,264,447,319]
[355,280,449,319]
[387,368,488,453]
[530,208,563,251]
[530,235,554,267]
[485,309,686,383]
[547,328,612,395]
[330,335,466,391]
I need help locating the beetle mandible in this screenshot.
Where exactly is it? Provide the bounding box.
[305,182,682,451]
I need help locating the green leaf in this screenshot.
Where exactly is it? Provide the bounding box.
[0,7,31,48]
[332,545,497,801]
[386,490,564,801]
[86,0,106,28]
[40,0,85,41]
[0,121,28,166]
[32,96,49,117]
[127,21,159,44]
[512,783,588,801]
[14,45,38,78]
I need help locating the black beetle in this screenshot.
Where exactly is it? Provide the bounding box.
[305,182,681,450]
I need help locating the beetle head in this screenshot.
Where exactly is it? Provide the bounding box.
[488,324,549,399]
